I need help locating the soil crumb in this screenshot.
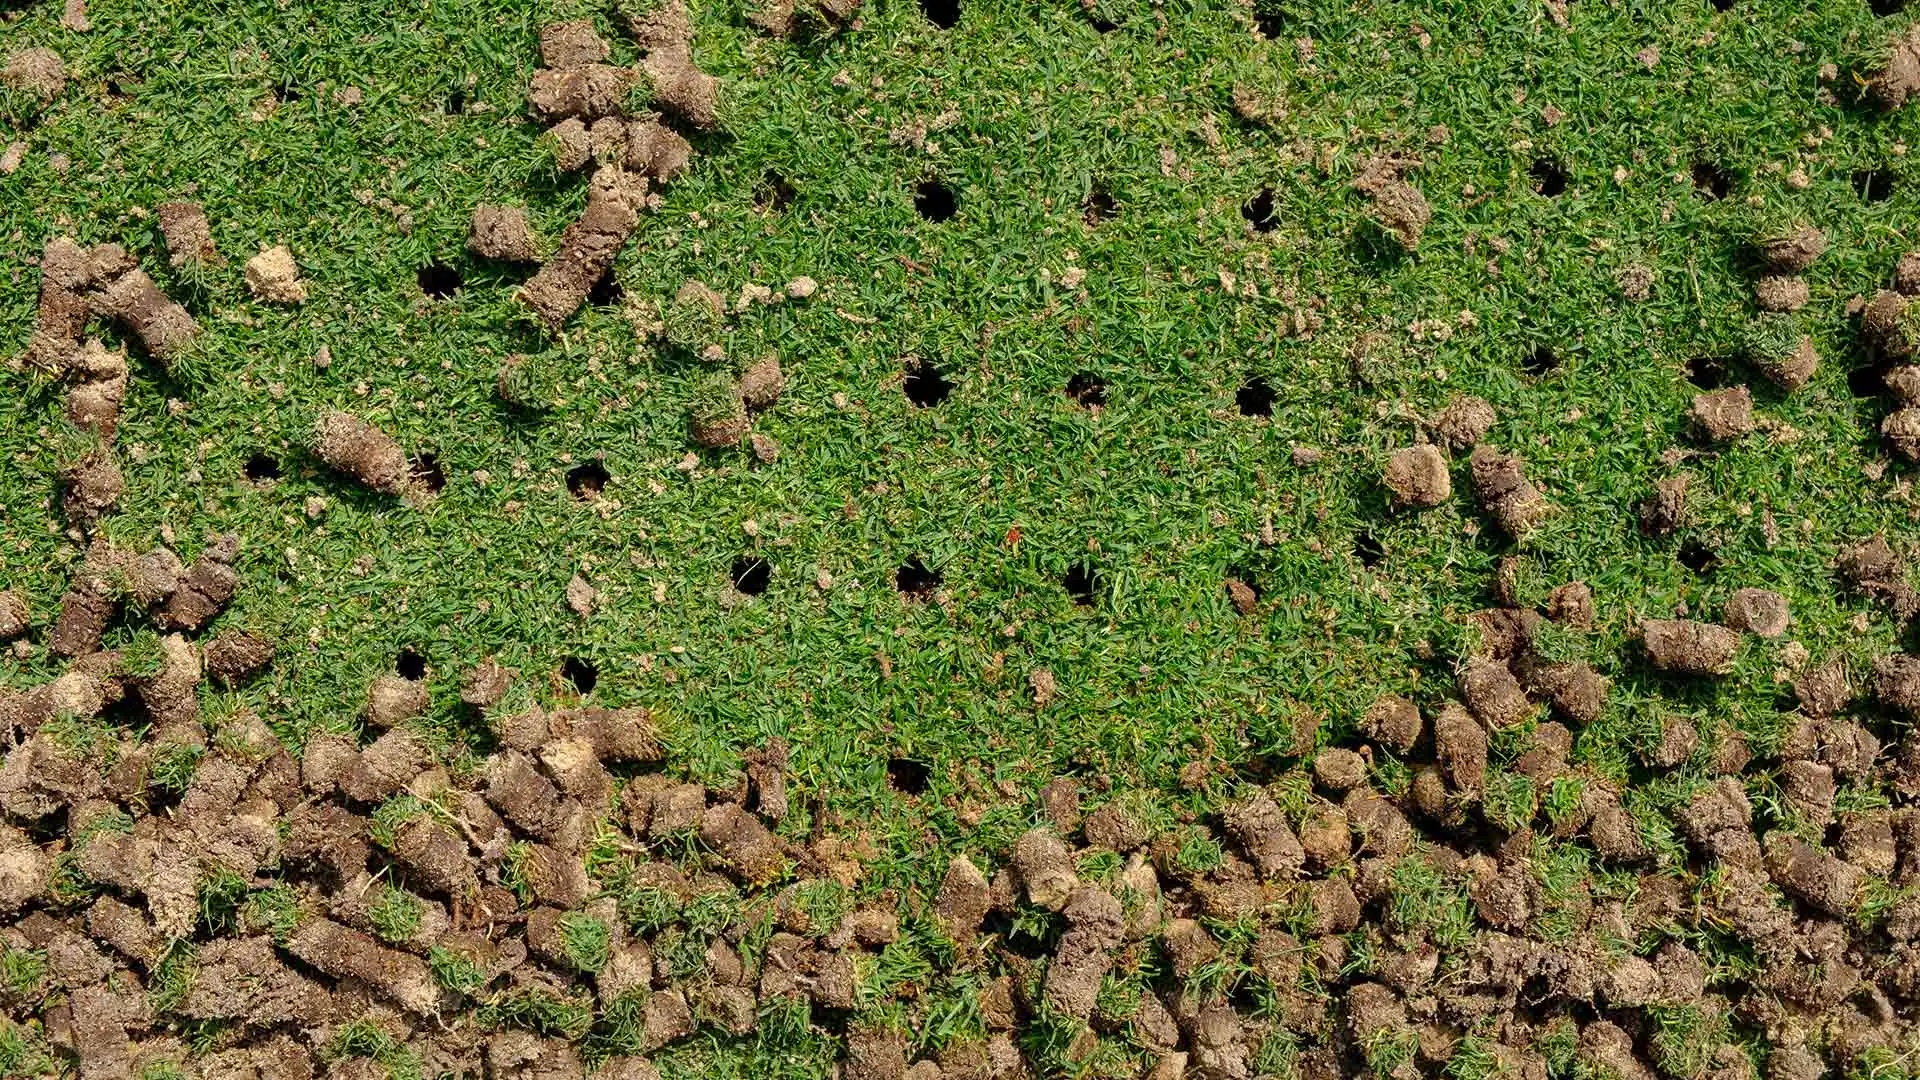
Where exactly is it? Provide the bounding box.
[244,246,308,303]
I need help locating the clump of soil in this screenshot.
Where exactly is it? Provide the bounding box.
[2,47,66,98]
[738,354,785,412]
[521,168,645,329]
[155,202,221,269]
[1868,24,1920,110]
[312,409,410,496]
[529,63,640,123]
[1688,386,1754,442]
[1753,275,1809,313]
[1430,394,1496,450]
[86,246,201,364]
[1640,473,1689,537]
[1862,290,1913,361]
[750,0,862,38]
[640,48,722,131]
[156,534,241,631]
[1468,444,1548,538]
[1758,224,1826,273]
[1724,588,1790,637]
[61,445,123,528]
[1883,408,1920,461]
[1382,444,1450,508]
[1351,155,1429,250]
[688,370,748,448]
[540,19,611,68]
[203,629,273,686]
[619,117,694,181]
[1741,313,1817,391]
[23,237,94,371]
[366,674,429,728]
[1642,618,1740,676]
[243,245,308,304]
[468,204,541,262]
[0,591,26,640]
[64,339,129,438]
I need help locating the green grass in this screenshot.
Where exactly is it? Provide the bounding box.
[368,884,425,944]
[0,946,45,997]
[325,1019,424,1080]
[557,910,612,973]
[429,945,492,996]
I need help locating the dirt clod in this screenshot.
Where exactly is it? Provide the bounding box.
[156,202,220,269]
[204,629,273,686]
[739,354,785,411]
[1724,588,1790,637]
[522,167,644,330]
[1642,619,1740,676]
[1759,225,1826,273]
[313,410,410,495]
[1383,444,1451,508]
[1640,474,1689,537]
[1689,387,1754,442]
[640,49,722,131]
[1868,25,1920,111]
[1754,275,1809,313]
[2,48,66,98]
[243,245,307,303]
[1352,156,1430,249]
[470,204,541,262]
[1468,445,1548,538]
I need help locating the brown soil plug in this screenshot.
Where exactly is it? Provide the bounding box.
[88,248,201,364]
[1468,445,1548,538]
[528,64,639,123]
[640,48,722,130]
[1642,619,1739,676]
[24,237,96,371]
[312,410,410,495]
[1382,444,1451,508]
[64,340,129,439]
[156,202,221,269]
[1758,225,1825,274]
[1,48,66,99]
[539,20,611,68]
[469,205,541,263]
[61,444,123,528]
[156,535,240,631]
[1868,24,1920,111]
[1688,387,1754,443]
[204,629,273,687]
[521,168,645,330]
[1430,394,1496,450]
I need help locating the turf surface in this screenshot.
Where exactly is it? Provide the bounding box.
[5,0,1920,1070]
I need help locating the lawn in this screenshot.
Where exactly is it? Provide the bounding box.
[4,0,1920,1074]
